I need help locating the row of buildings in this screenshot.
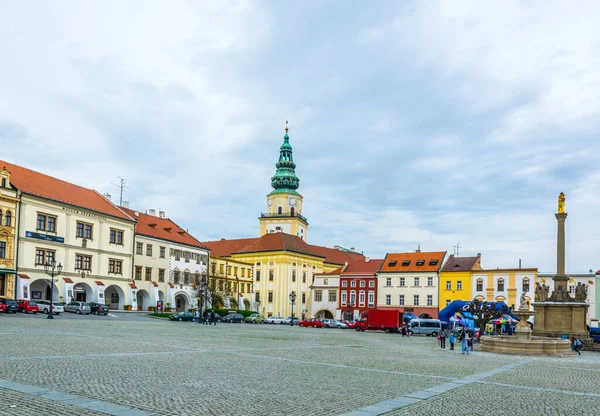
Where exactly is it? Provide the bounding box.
[2,125,598,325]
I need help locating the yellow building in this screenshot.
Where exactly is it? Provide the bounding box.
[0,167,18,299]
[472,268,538,309]
[439,254,482,310]
[206,255,254,310]
[204,125,363,317]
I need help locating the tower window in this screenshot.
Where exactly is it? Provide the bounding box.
[278,207,282,214]
[291,207,295,216]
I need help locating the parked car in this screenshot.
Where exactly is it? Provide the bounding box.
[36,300,64,315]
[322,318,337,328]
[0,298,18,313]
[344,320,357,329]
[298,318,324,328]
[169,312,194,321]
[65,301,91,315]
[244,313,265,324]
[0,302,6,313]
[17,299,39,314]
[334,320,348,329]
[264,316,285,324]
[408,318,442,336]
[221,313,244,323]
[88,302,109,315]
[281,316,299,325]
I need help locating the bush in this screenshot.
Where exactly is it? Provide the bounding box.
[206,308,257,318]
[149,313,171,318]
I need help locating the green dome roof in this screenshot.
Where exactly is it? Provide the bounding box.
[270,124,299,194]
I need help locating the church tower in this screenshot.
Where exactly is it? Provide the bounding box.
[259,122,309,240]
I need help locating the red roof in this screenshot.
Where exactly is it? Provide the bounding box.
[341,258,384,275]
[1,160,134,221]
[379,252,447,273]
[120,207,207,250]
[203,233,364,266]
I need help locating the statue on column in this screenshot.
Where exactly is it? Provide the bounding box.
[575,282,587,302]
[535,282,550,302]
[519,292,529,310]
[558,192,565,214]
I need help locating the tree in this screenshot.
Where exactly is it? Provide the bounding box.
[243,298,251,311]
[460,299,508,338]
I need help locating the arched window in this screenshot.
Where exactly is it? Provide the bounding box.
[476,279,483,292]
[290,207,295,216]
[278,206,282,215]
[1,178,5,188]
[4,211,11,227]
[522,278,530,292]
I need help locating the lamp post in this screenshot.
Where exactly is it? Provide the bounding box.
[44,260,63,320]
[201,279,208,316]
[289,291,297,326]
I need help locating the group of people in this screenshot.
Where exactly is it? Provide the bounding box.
[438,326,476,355]
[194,310,218,325]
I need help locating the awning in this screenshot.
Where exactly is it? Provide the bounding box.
[63,277,74,283]
[168,282,174,288]
[129,283,137,289]
[95,281,105,286]
[151,281,158,287]
[17,273,30,279]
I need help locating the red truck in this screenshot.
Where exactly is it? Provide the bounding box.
[354,309,404,333]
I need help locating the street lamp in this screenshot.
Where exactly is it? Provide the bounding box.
[201,279,208,316]
[44,260,63,320]
[289,291,297,326]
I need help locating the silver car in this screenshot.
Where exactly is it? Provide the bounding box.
[65,301,91,315]
[36,300,65,315]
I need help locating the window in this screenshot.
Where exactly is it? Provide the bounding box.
[110,293,119,304]
[385,294,391,305]
[351,280,356,288]
[37,213,56,232]
[302,292,306,303]
[146,244,153,256]
[341,291,347,304]
[76,222,93,239]
[134,266,142,280]
[350,291,356,304]
[416,260,425,266]
[388,260,397,267]
[37,214,46,230]
[401,260,410,266]
[427,295,433,306]
[241,268,246,278]
[399,295,404,305]
[522,279,530,292]
[0,242,5,259]
[256,270,261,281]
[175,250,181,260]
[457,281,463,290]
[219,264,224,275]
[0,178,4,187]
[368,291,374,306]
[255,292,260,302]
[159,269,165,282]
[328,291,336,302]
[136,243,143,255]
[315,290,322,302]
[360,280,366,287]
[75,254,92,271]
[143,267,151,281]
[414,277,420,286]
[414,295,419,306]
[427,277,433,287]
[4,210,11,227]
[476,279,483,292]
[109,229,124,245]
[302,271,306,283]
[342,281,347,288]
[268,291,273,303]
[174,270,180,284]
[497,279,505,292]
[184,271,190,285]
[386,278,392,287]
[278,206,282,214]
[108,259,122,274]
[369,281,375,288]
[35,248,55,265]
[399,277,405,287]
[292,270,296,282]
[446,281,452,290]
[324,278,328,285]
[359,291,365,304]
[429,259,439,266]
[47,216,56,232]
[269,270,274,281]
[233,266,238,276]
[446,299,451,306]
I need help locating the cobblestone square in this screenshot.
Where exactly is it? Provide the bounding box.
[1,315,599,415]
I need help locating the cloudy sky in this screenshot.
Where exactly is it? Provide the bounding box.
[2,1,599,272]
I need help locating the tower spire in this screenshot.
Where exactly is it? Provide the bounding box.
[270,121,299,194]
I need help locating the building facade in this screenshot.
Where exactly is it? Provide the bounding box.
[539,272,595,324]
[377,251,446,318]
[339,258,382,320]
[206,256,254,311]
[2,161,137,307]
[310,266,343,319]
[439,254,482,310]
[473,268,538,310]
[0,167,18,300]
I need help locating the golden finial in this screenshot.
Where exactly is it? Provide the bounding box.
[285,120,289,134]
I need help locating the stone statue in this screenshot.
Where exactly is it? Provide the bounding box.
[535,282,550,302]
[558,192,565,214]
[543,284,550,300]
[575,282,588,302]
[519,293,529,310]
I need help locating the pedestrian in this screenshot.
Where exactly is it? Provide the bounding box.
[449,331,455,351]
[203,310,208,325]
[401,325,406,337]
[573,337,583,355]
[194,310,200,324]
[439,326,447,350]
[459,327,469,355]
[211,310,217,326]
[468,327,475,351]
[407,324,412,337]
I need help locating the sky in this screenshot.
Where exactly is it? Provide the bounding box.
[1,1,599,273]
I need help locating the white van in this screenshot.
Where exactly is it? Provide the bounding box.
[409,318,442,336]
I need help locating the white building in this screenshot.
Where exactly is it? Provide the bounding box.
[310,266,344,319]
[168,237,209,312]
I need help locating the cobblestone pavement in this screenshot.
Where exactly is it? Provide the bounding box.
[1,317,599,415]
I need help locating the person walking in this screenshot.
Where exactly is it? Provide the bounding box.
[459,327,469,355]
[573,337,583,355]
[202,310,208,325]
[467,327,475,352]
[194,310,200,324]
[211,310,217,326]
[449,331,455,351]
[439,327,447,350]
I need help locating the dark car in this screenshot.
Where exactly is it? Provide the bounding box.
[88,302,109,315]
[0,298,18,313]
[169,312,194,322]
[221,313,244,323]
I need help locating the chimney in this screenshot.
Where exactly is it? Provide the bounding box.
[159,210,165,219]
[365,257,370,262]
[449,254,455,258]
[103,193,111,201]
[477,253,481,258]
[351,247,355,252]
[149,209,156,216]
[519,258,522,269]
[416,244,421,253]
[221,238,226,241]
[121,201,129,208]
[134,211,139,217]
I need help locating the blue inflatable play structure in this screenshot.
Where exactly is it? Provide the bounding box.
[439,300,516,327]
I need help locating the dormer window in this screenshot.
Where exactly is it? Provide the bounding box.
[429,259,439,266]
[149,223,157,228]
[416,260,425,266]
[401,260,411,266]
[164,227,172,232]
[388,260,397,267]
[1,178,5,188]
[178,231,185,235]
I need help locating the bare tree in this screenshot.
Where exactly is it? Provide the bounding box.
[460,299,508,337]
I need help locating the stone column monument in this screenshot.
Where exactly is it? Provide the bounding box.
[532,192,589,341]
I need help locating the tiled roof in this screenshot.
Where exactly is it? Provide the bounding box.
[203,233,364,266]
[121,207,207,250]
[379,252,447,273]
[1,160,134,221]
[441,255,482,272]
[341,258,384,275]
